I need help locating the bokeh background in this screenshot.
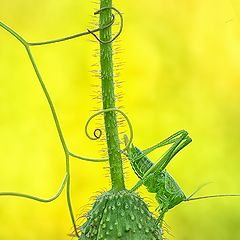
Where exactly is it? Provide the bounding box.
[0,0,240,239]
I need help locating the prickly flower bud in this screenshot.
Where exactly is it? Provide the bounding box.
[79,190,162,240]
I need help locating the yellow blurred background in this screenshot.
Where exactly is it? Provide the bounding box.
[0,0,240,239]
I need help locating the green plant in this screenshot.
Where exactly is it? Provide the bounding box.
[1,1,240,239]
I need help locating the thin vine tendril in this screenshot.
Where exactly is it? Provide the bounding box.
[68,108,134,162]
[28,13,115,46]
[0,40,79,236]
[0,6,129,238]
[87,7,123,44]
[84,108,133,152]
[0,11,116,47]
[0,174,68,202]
[94,128,102,139]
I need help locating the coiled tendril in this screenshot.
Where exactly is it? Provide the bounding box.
[68,108,133,161]
[94,128,102,139]
[87,7,123,44]
[85,108,133,150]
[0,6,131,238]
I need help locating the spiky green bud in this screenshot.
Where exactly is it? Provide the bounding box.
[79,190,162,240]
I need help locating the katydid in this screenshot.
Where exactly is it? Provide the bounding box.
[124,130,240,224]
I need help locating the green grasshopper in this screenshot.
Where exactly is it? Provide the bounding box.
[124,130,192,223]
[124,130,240,225]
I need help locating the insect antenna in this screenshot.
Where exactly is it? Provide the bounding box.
[185,182,240,201]
[185,182,213,200]
[185,194,240,202]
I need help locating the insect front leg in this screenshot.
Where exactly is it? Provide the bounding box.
[143,176,169,225]
[155,190,169,221]
[142,172,170,222]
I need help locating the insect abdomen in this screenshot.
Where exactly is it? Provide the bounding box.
[131,147,153,179]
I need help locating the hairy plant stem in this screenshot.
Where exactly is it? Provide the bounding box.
[99,0,125,191]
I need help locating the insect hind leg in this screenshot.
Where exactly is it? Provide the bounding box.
[131,130,190,192]
[142,130,189,156]
[128,130,190,164]
[147,130,190,176]
[169,135,192,161]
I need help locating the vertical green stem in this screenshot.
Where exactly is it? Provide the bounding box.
[99,0,125,191]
